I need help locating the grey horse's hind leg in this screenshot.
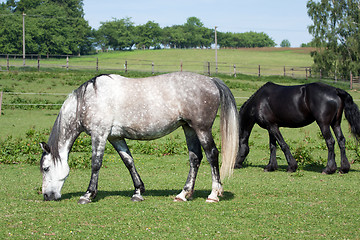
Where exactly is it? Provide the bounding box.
[175,125,203,201]
[196,128,223,202]
[109,138,145,201]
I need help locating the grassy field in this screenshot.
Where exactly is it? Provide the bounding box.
[1,49,360,239]
[1,48,314,77]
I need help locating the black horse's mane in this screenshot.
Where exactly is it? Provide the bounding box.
[240,82,273,115]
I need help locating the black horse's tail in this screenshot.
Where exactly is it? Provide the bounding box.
[337,88,360,140]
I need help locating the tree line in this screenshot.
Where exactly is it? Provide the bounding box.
[0,0,276,55]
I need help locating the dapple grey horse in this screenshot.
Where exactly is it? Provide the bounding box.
[40,72,239,204]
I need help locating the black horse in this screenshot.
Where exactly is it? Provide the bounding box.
[235,82,360,174]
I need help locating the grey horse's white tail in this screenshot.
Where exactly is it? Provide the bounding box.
[212,78,239,180]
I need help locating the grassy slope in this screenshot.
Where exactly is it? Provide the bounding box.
[1,48,314,75]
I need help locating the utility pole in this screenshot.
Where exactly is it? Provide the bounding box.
[22,12,26,67]
[214,26,218,74]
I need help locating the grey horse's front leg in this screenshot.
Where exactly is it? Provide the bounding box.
[78,136,107,204]
[109,138,145,201]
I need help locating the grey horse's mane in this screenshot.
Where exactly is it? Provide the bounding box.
[41,74,112,169]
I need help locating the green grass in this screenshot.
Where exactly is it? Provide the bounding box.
[1,156,360,239]
[1,48,314,76]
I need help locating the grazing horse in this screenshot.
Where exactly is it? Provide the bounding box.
[235,82,360,174]
[39,72,239,204]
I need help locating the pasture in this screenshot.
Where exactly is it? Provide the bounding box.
[1,49,360,238]
[1,48,314,76]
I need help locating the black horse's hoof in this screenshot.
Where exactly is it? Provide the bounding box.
[78,198,91,204]
[264,167,276,172]
[234,164,243,169]
[322,167,336,174]
[339,168,350,174]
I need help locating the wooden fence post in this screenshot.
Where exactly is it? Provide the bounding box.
[284,66,286,77]
[152,62,154,74]
[350,71,353,89]
[258,65,261,77]
[66,56,69,70]
[208,62,211,76]
[125,60,128,73]
[306,67,308,80]
[96,58,99,72]
[180,61,183,72]
[0,91,3,117]
[233,64,236,77]
[37,56,40,71]
[6,54,9,71]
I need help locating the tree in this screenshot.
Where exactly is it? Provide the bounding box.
[307,0,360,79]
[96,18,135,51]
[135,21,162,49]
[162,25,186,48]
[217,31,276,48]
[0,0,93,55]
[280,39,291,47]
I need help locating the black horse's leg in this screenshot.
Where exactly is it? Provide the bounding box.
[319,124,337,174]
[78,135,107,204]
[175,125,203,202]
[235,135,250,168]
[196,129,223,202]
[269,126,298,172]
[332,125,350,173]
[109,138,145,201]
[265,132,279,172]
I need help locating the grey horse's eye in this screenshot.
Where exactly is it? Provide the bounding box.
[43,167,50,172]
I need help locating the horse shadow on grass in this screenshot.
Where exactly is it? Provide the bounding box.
[61,189,235,202]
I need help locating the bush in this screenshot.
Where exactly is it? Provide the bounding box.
[0,128,190,168]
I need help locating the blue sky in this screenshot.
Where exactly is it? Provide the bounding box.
[1,0,314,47]
[82,0,313,47]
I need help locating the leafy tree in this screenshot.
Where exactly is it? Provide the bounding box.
[307,0,360,79]
[0,0,93,55]
[280,39,291,47]
[162,25,186,48]
[0,8,22,53]
[161,17,213,49]
[96,17,135,51]
[135,21,162,49]
[217,31,276,48]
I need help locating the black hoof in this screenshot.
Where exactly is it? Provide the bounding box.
[322,167,336,174]
[264,167,276,172]
[339,168,350,174]
[234,163,243,169]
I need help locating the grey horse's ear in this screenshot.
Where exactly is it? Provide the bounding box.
[40,142,51,154]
